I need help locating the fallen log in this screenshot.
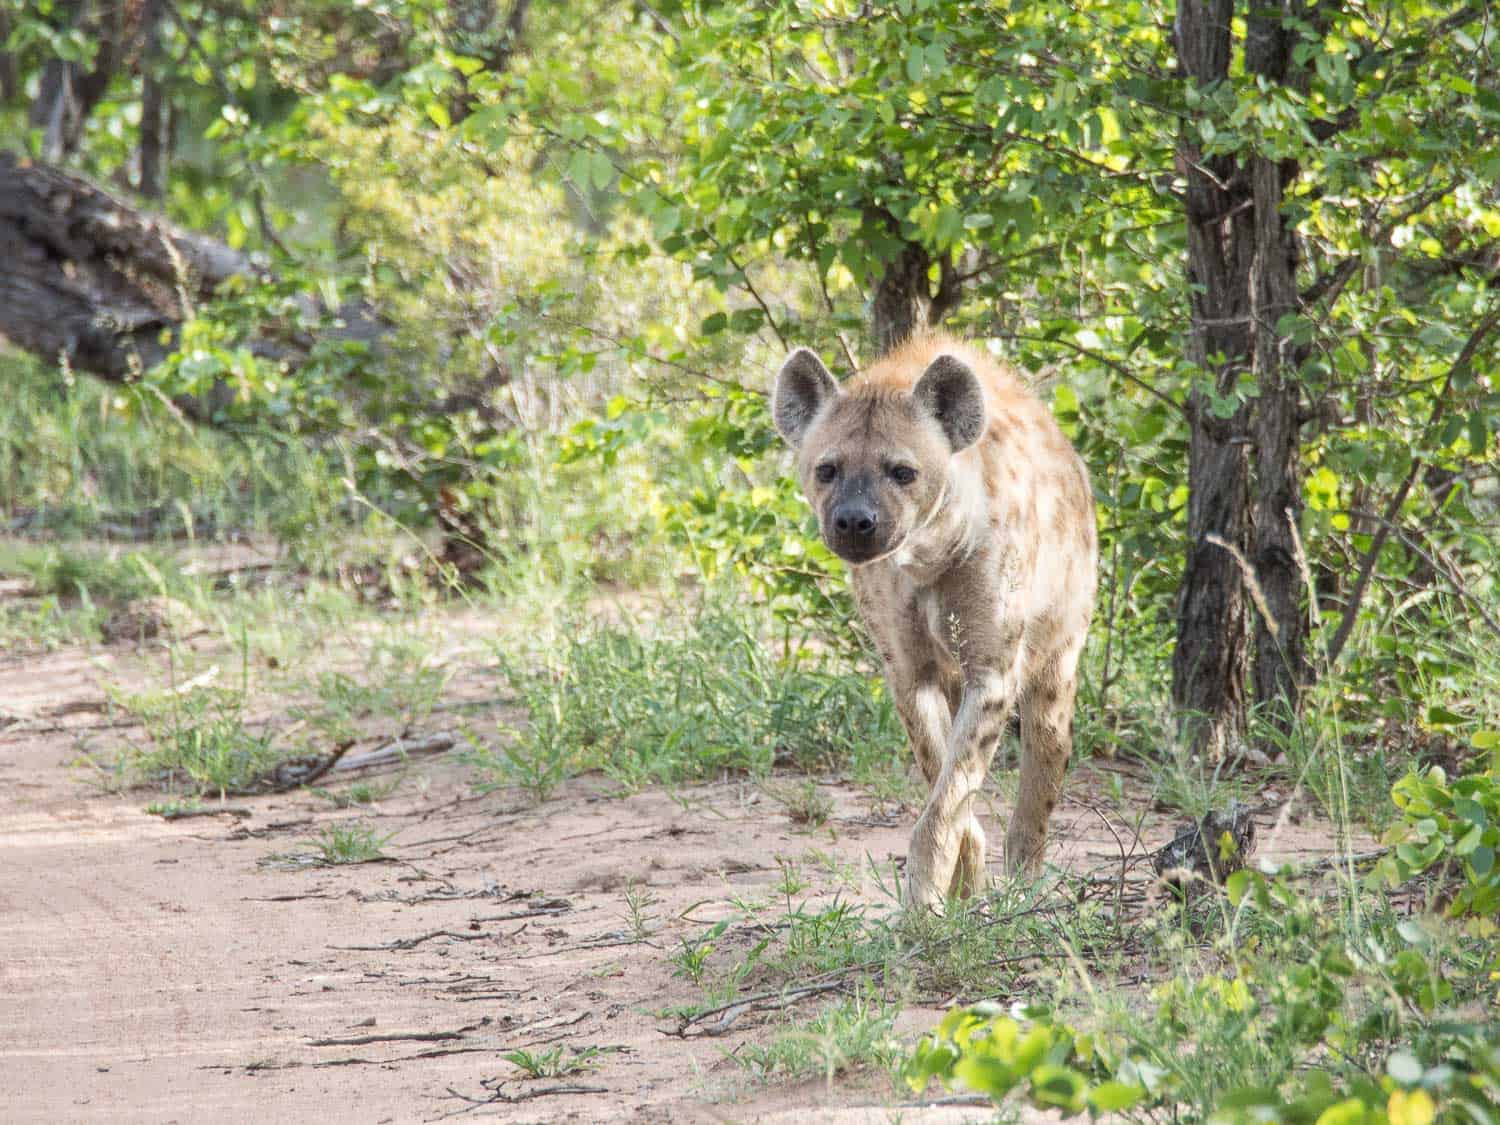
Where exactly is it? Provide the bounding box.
[0,152,384,414]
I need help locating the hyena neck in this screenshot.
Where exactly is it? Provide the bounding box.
[885,462,988,584]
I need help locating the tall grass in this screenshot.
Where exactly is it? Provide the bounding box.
[471,597,906,799]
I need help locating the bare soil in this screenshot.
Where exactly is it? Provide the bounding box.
[0,595,1361,1123]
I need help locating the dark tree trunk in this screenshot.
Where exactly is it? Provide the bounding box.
[1172,0,1254,756]
[137,0,168,200]
[1243,1,1325,727]
[0,10,19,104]
[1247,153,1310,723]
[0,155,383,414]
[868,230,963,358]
[1171,0,1318,752]
[871,241,935,356]
[29,1,128,162]
[449,0,531,123]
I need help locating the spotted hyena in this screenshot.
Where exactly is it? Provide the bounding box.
[772,334,1097,908]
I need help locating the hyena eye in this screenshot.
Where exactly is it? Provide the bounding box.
[814,463,838,484]
[888,465,917,485]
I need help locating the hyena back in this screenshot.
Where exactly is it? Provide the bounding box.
[773,334,1097,908]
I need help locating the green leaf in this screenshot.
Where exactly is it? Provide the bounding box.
[1087,1080,1144,1111]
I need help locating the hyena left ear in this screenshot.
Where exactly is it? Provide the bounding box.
[912,354,986,452]
[773,348,840,447]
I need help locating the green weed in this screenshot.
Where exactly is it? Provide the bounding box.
[105,684,295,797]
[307,822,394,865]
[265,823,394,868]
[765,779,835,829]
[471,600,905,800]
[738,992,902,1082]
[502,1044,610,1079]
[310,777,402,808]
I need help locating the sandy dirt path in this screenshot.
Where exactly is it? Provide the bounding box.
[0,630,1352,1123]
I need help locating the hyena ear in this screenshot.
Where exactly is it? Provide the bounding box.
[772,348,840,447]
[912,354,986,452]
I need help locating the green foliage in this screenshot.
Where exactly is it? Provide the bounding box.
[0,541,183,605]
[107,685,291,797]
[1372,758,1500,933]
[301,635,451,733]
[305,822,394,865]
[738,992,902,1082]
[905,1004,1144,1117]
[502,1044,609,1079]
[470,599,904,799]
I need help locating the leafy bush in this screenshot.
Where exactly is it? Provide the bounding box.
[1371,756,1500,932]
[909,751,1500,1124]
[904,1004,1144,1117]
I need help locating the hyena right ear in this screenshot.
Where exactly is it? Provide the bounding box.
[772,348,840,447]
[913,354,986,452]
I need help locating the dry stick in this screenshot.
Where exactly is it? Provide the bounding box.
[311,1044,496,1069]
[308,1029,473,1047]
[670,980,848,1038]
[1324,306,1500,667]
[332,732,456,773]
[1282,848,1389,880]
[669,952,908,1038]
[332,917,533,952]
[441,1083,608,1116]
[156,805,253,820]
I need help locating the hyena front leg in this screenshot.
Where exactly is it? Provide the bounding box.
[1007,646,1082,874]
[905,667,1016,908]
[893,675,988,903]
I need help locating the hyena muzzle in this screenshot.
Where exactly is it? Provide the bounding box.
[772,334,1098,908]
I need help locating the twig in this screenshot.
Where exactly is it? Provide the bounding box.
[906,1093,994,1108]
[332,732,456,773]
[666,954,900,1038]
[985,330,1186,417]
[1324,305,1500,666]
[333,930,490,952]
[155,805,253,820]
[308,1027,476,1047]
[440,1082,607,1116]
[1279,848,1389,880]
[311,1044,496,1068]
[1350,513,1500,640]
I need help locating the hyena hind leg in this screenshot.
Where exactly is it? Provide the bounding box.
[1005,655,1080,875]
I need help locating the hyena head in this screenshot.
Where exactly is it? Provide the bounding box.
[772,347,986,565]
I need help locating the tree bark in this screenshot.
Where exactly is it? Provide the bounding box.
[29,0,129,162]
[449,0,532,123]
[868,227,963,357]
[1172,0,1254,756]
[138,0,168,199]
[0,154,383,414]
[1171,0,1320,751]
[1247,154,1309,724]
[1243,1,1326,727]
[0,10,19,104]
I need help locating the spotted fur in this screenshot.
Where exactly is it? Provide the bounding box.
[773,334,1098,907]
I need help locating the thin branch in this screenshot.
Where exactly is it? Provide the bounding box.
[985,331,1186,417]
[1323,305,1500,665]
[1301,177,1462,306]
[724,249,790,351]
[1345,510,1500,640]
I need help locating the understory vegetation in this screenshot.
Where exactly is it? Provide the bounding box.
[2,0,1497,1120]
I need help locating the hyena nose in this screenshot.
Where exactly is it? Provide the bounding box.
[833,504,878,537]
